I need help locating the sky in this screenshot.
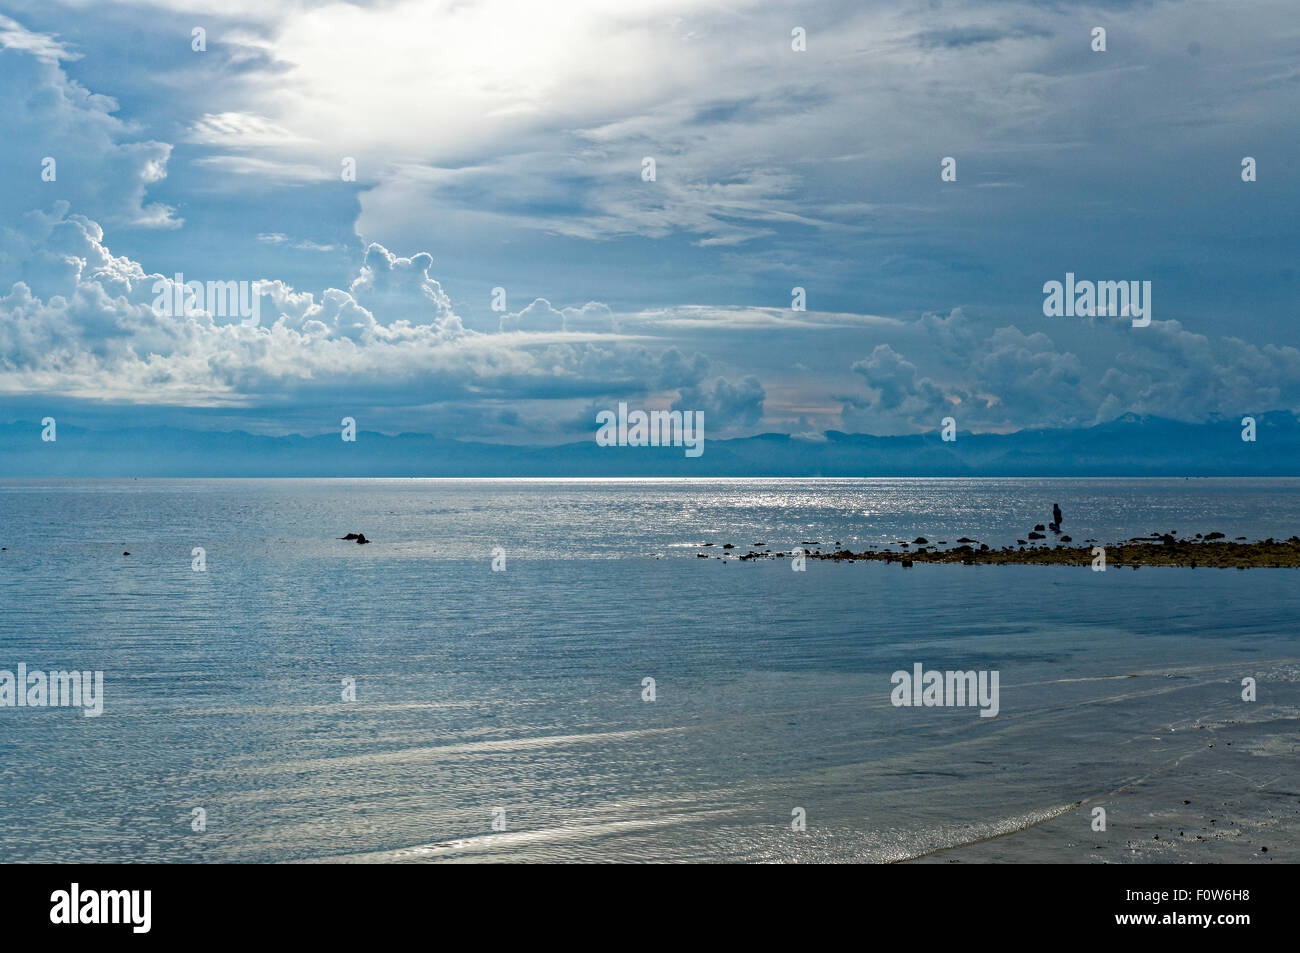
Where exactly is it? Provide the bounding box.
[1,0,1298,444]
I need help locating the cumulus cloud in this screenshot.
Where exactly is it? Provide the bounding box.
[841,311,1300,434]
[673,374,766,431]
[5,5,1300,443]
[499,298,615,333]
[848,344,950,419]
[0,18,178,231]
[0,206,759,437]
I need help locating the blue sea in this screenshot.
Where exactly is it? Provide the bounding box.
[0,478,1297,863]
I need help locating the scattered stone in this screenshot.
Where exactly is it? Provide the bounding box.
[702,535,1300,569]
[913,537,928,544]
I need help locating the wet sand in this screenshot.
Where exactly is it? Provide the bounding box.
[908,668,1300,864]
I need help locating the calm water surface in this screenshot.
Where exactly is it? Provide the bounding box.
[0,478,1297,862]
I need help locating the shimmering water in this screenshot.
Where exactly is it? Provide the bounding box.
[0,478,1297,862]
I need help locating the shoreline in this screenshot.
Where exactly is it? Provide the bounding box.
[906,702,1300,864]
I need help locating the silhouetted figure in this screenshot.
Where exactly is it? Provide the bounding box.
[1050,503,1063,534]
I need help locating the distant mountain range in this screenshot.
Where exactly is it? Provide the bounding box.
[2,413,1297,477]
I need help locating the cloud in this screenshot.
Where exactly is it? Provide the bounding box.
[849,344,949,417]
[0,207,752,436]
[499,298,564,333]
[6,3,1300,443]
[190,155,333,184]
[0,14,78,62]
[499,298,615,333]
[0,23,177,230]
[187,112,313,147]
[841,312,1300,434]
[257,232,338,252]
[673,374,766,431]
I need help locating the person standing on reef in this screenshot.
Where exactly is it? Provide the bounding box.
[1051,503,1063,533]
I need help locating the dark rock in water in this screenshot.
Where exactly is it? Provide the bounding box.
[1034,524,1045,531]
[1160,534,1176,545]
[901,559,913,568]
[722,543,735,549]
[341,533,362,540]
[696,553,708,558]
[1060,535,1072,542]
[703,542,714,546]
[956,537,976,543]
[1027,532,1045,540]
[123,551,130,556]
[1017,539,1027,545]
[753,542,766,546]
[979,543,989,550]
[913,537,928,544]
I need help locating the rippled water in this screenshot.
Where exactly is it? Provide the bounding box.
[0,478,1296,862]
